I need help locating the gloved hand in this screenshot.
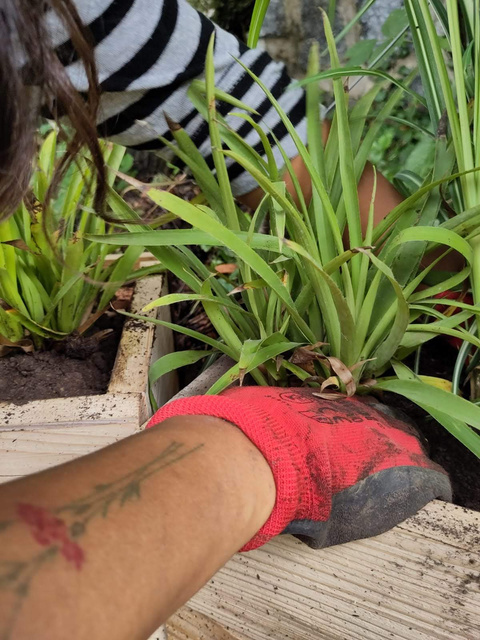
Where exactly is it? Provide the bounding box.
[147,387,451,551]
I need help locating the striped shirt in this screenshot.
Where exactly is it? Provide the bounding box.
[46,0,308,195]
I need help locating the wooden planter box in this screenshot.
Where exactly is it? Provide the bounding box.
[0,275,177,483]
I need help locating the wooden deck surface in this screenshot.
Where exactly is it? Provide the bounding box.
[165,501,479,640]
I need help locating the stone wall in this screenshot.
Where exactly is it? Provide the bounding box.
[260,0,404,76]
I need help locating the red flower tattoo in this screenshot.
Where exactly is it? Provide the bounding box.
[61,538,85,570]
[17,503,85,570]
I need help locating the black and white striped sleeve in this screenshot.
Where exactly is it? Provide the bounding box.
[48,0,308,196]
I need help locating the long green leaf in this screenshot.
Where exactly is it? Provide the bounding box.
[143,292,253,316]
[149,350,212,388]
[207,341,300,395]
[375,379,480,456]
[248,0,271,48]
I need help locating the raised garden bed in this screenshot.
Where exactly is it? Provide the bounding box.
[0,274,177,483]
[0,302,128,404]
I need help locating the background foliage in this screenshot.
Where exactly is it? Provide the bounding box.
[190,0,254,38]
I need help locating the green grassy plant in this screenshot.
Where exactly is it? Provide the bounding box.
[91,22,480,456]
[401,0,480,398]
[0,131,161,350]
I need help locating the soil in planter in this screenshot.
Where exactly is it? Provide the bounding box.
[0,310,126,405]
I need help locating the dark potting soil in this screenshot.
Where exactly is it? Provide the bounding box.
[0,311,126,405]
[383,339,480,512]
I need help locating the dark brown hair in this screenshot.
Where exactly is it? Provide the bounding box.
[0,0,105,219]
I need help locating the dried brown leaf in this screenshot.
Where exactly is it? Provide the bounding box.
[359,379,378,389]
[321,376,340,392]
[1,239,37,254]
[320,356,356,397]
[228,280,264,296]
[290,347,322,365]
[304,341,329,351]
[312,391,345,401]
[0,337,34,357]
[349,358,375,373]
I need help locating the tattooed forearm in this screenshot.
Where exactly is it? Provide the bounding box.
[0,440,203,640]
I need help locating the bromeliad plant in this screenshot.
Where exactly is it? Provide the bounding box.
[92,17,480,457]
[0,130,158,352]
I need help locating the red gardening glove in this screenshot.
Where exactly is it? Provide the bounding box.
[147,387,451,551]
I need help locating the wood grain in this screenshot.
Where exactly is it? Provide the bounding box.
[0,417,140,480]
[165,607,247,640]
[108,275,162,396]
[175,502,479,640]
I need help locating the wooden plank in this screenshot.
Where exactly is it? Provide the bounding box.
[166,607,247,640]
[398,499,480,551]
[108,273,178,408]
[174,501,479,640]
[0,418,140,481]
[108,275,162,396]
[0,393,145,430]
[148,279,178,410]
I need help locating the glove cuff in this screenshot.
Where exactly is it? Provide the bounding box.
[147,395,303,551]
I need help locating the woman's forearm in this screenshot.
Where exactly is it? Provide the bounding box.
[0,417,275,640]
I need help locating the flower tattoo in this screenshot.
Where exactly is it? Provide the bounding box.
[17,504,85,570]
[0,440,203,640]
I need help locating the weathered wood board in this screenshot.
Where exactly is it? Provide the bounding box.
[165,608,246,640]
[0,416,141,483]
[164,501,479,640]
